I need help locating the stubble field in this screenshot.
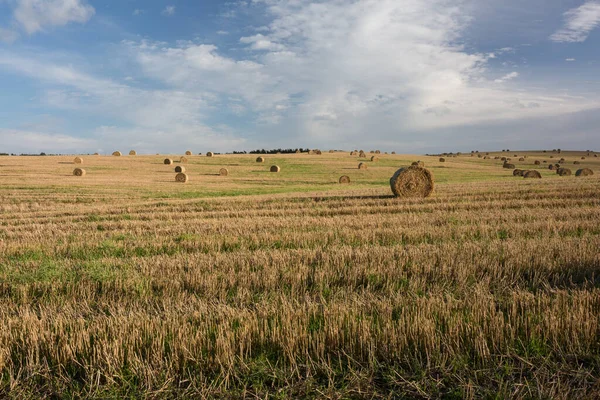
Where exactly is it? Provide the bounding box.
[0,150,599,398]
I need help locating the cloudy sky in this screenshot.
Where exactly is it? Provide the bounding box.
[0,0,599,154]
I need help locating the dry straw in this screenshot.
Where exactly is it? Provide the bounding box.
[219,168,229,176]
[389,166,434,198]
[185,151,192,156]
[256,156,265,163]
[206,152,214,157]
[523,170,542,179]
[575,168,594,177]
[175,166,186,173]
[74,157,83,164]
[164,158,173,165]
[73,168,86,177]
[129,150,137,156]
[358,162,367,170]
[339,175,350,184]
[175,173,189,183]
[270,165,281,172]
[112,151,122,156]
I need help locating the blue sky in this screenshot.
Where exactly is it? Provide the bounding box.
[0,0,599,154]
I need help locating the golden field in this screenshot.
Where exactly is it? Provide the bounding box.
[0,150,599,398]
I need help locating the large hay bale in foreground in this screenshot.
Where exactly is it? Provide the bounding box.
[74,157,83,164]
[219,168,229,176]
[557,168,571,176]
[73,168,86,177]
[129,150,137,156]
[180,157,188,164]
[206,152,214,157]
[112,151,122,157]
[371,156,379,162]
[185,151,192,156]
[175,166,185,173]
[270,165,280,173]
[439,157,445,162]
[164,158,173,165]
[575,168,594,177]
[339,175,350,184]
[523,170,542,179]
[358,162,367,170]
[256,156,265,163]
[390,166,434,198]
[175,173,188,183]
[503,163,516,169]
[513,169,523,176]
[411,161,425,167]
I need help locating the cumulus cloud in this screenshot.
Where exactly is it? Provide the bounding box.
[0,27,20,43]
[494,71,519,83]
[13,0,95,34]
[550,1,600,43]
[0,128,96,153]
[162,6,176,16]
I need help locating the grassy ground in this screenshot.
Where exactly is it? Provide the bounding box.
[0,150,599,398]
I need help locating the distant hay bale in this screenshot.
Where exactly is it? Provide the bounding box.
[180,157,188,164]
[295,149,301,153]
[175,166,186,173]
[384,152,388,154]
[375,150,381,154]
[581,157,585,160]
[359,151,366,158]
[350,151,356,156]
[315,150,322,155]
[256,156,265,163]
[73,168,86,177]
[595,154,598,157]
[518,158,525,162]
[557,168,571,176]
[389,166,434,198]
[391,151,396,154]
[308,150,314,155]
[439,157,445,162]
[112,151,122,157]
[485,152,489,155]
[501,157,506,161]
[503,163,516,169]
[477,154,482,158]
[548,164,555,171]
[74,157,83,164]
[219,168,229,176]
[369,150,375,154]
[534,160,540,165]
[483,156,489,159]
[543,161,547,163]
[339,175,350,184]
[175,173,189,183]
[411,161,425,167]
[494,156,500,159]
[164,158,173,165]
[573,161,580,165]
[270,165,280,172]
[370,156,379,162]
[329,150,335,153]
[129,150,137,156]
[198,153,203,156]
[206,152,214,157]
[358,162,367,170]
[523,170,542,179]
[575,168,594,177]
[513,169,523,176]
[185,151,192,156]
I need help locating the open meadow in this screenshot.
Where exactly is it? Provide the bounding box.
[0,150,599,398]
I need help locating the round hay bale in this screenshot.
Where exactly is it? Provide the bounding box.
[573,161,580,165]
[595,154,598,158]
[513,169,523,176]
[93,152,99,156]
[557,168,571,176]
[185,151,192,156]
[164,158,173,165]
[548,164,555,171]
[503,163,516,169]
[370,156,379,162]
[112,151,122,157]
[485,152,489,155]
[175,166,186,173]
[219,168,229,176]
[575,168,594,177]
[534,160,540,165]
[483,156,489,159]
[73,168,86,177]
[519,158,525,162]
[129,150,137,156]
[390,166,434,198]
[198,153,203,156]
[543,161,547,163]
[329,150,335,153]
[295,149,301,154]
[339,175,350,184]
[411,161,425,167]
[180,157,188,164]
[581,156,585,160]
[74,157,83,164]
[270,165,280,173]
[523,170,541,179]
[359,152,366,158]
[375,150,381,154]
[350,151,356,156]
[477,154,482,158]
[256,156,265,163]
[439,157,445,162]
[391,151,396,155]
[206,152,214,157]
[315,150,322,155]
[175,173,188,183]
[501,157,506,161]
[358,162,367,170]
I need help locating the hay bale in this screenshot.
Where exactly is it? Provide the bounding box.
[175,166,186,173]
[391,151,396,155]
[329,150,335,153]
[339,175,350,184]
[575,168,594,177]
[581,156,585,160]
[93,153,99,156]
[513,169,523,176]
[180,157,189,164]
[534,160,540,165]
[175,173,188,183]
[350,151,356,156]
[270,165,280,173]
[219,168,229,176]
[375,150,381,154]
[411,161,425,167]
[439,157,445,162]
[371,156,379,162]
[256,156,265,163]
[548,164,555,171]
[501,157,506,161]
[389,166,434,198]
[358,162,367,170]
[206,152,214,157]
[295,149,301,153]
[73,168,86,177]
[112,151,122,157]
[164,158,173,165]
[573,161,580,165]
[595,154,598,158]
[503,163,516,169]
[129,150,137,156]
[185,151,192,156]
[519,158,525,162]
[477,154,482,158]
[359,151,366,158]
[523,170,541,179]
[315,150,322,155]
[74,157,83,164]
[557,168,571,176]
[483,156,489,159]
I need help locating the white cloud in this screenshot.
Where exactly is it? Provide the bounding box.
[162,6,175,16]
[13,0,95,35]
[494,71,519,83]
[550,1,600,43]
[0,27,20,43]
[216,30,229,35]
[0,128,96,153]
[133,9,144,16]
[566,58,576,61]
[240,34,286,51]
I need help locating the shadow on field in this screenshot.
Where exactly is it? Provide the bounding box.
[309,194,396,201]
[58,162,74,165]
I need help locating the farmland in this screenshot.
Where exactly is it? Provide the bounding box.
[0,151,599,398]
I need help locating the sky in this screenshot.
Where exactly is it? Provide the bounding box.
[0,0,599,154]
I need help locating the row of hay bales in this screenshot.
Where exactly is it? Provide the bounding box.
[110,151,214,157]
